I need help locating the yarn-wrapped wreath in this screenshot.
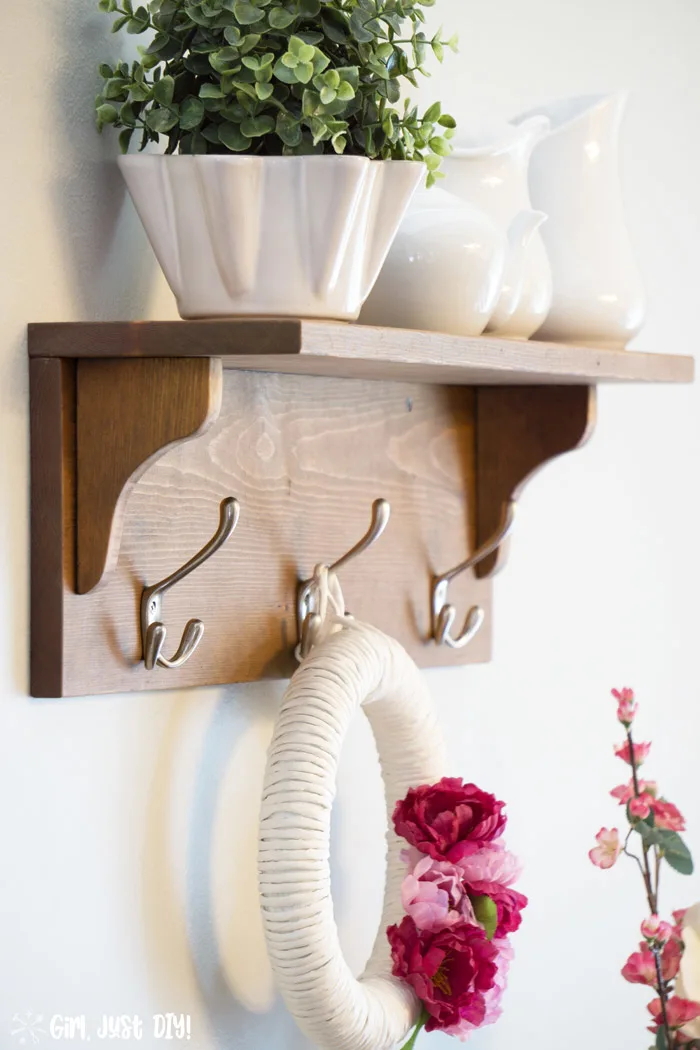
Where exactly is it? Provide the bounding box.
[258,621,447,1050]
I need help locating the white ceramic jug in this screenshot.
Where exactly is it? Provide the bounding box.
[359,188,544,338]
[440,118,553,339]
[512,92,646,348]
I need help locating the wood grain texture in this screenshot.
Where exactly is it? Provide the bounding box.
[28,320,694,386]
[76,357,222,594]
[30,358,75,698]
[475,386,596,577]
[60,371,491,696]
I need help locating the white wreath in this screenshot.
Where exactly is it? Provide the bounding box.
[258,615,447,1050]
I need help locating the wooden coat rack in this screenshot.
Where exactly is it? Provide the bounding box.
[28,319,693,698]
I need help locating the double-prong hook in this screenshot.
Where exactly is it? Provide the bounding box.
[296,498,390,659]
[141,497,240,670]
[432,500,517,649]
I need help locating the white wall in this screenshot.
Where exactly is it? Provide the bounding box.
[2,1,699,1047]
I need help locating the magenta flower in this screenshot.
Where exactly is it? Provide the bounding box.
[622,938,681,987]
[641,915,674,944]
[613,687,637,725]
[401,856,476,932]
[589,827,621,869]
[651,798,686,832]
[647,996,700,1031]
[387,916,499,1032]
[442,938,514,1038]
[614,740,651,766]
[393,778,507,863]
[629,796,651,819]
[610,779,658,805]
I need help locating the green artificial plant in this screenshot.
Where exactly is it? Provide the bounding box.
[95,0,457,183]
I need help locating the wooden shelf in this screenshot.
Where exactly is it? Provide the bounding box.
[28,320,694,386]
[27,320,693,698]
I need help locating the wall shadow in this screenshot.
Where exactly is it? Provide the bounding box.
[48,0,161,321]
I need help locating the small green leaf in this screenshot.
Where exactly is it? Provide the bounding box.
[240,114,275,137]
[255,81,274,100]
[423,101,441,123]
[180,96,206,130]
[153,75,175,105]
[269,6,296,28]
[219,121,253,150]
[96,103,119,125]
[200,83,226,98]
[119,127,135,153]
[294,61,313,84]
[428,135,451,156]
[98,63,114,78]
[471,895,498,940]
[276,111,302,146]
[438,113,456,129]
[657,830,694,875]
[233,0,264,23]
[145,106,179,132]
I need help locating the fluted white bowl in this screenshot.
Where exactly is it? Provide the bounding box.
[118,154,423,320]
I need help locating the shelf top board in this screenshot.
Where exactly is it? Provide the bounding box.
[28,319,694,386]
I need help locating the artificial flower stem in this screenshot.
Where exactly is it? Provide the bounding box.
[627,727,657,913]
[398,1010,429,1050]
[628,727,672,1047]
[651,945,673,1049]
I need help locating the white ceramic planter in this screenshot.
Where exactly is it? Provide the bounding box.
[118,155,423,320]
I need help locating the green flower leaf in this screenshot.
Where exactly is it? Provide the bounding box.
[471,895,498,941]
[96,103,119,126]
[219,121,253,150]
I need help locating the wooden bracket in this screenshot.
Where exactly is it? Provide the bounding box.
[76,358,222,593]
[475,386,596,577]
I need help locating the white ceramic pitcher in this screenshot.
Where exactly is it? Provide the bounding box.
[439,117,553,339]
[512,92,646,348]
[359,187,545,338]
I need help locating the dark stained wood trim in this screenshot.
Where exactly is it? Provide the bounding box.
[475,386,596,577]
[28,320,303,359]
[30,358,76,698]
[76,358,223,594]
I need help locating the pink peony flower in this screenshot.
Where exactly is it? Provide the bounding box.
[614,740,651,766]
[612,687,637,725]
[610,780,658,805]
[630,796,651,819]
[647,996,700,1031]
[393,779,507,863]
[387,916,498,1032]
[455,843,522,888]
[401,856,476,932]
[589,827,621,869]
[442,938,514,1040]
[651,798,686,832]
[641,915,674,944]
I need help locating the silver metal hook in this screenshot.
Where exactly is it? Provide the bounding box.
[296,498,390,657]
[432,500,517,649]
[141,497,240,670]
